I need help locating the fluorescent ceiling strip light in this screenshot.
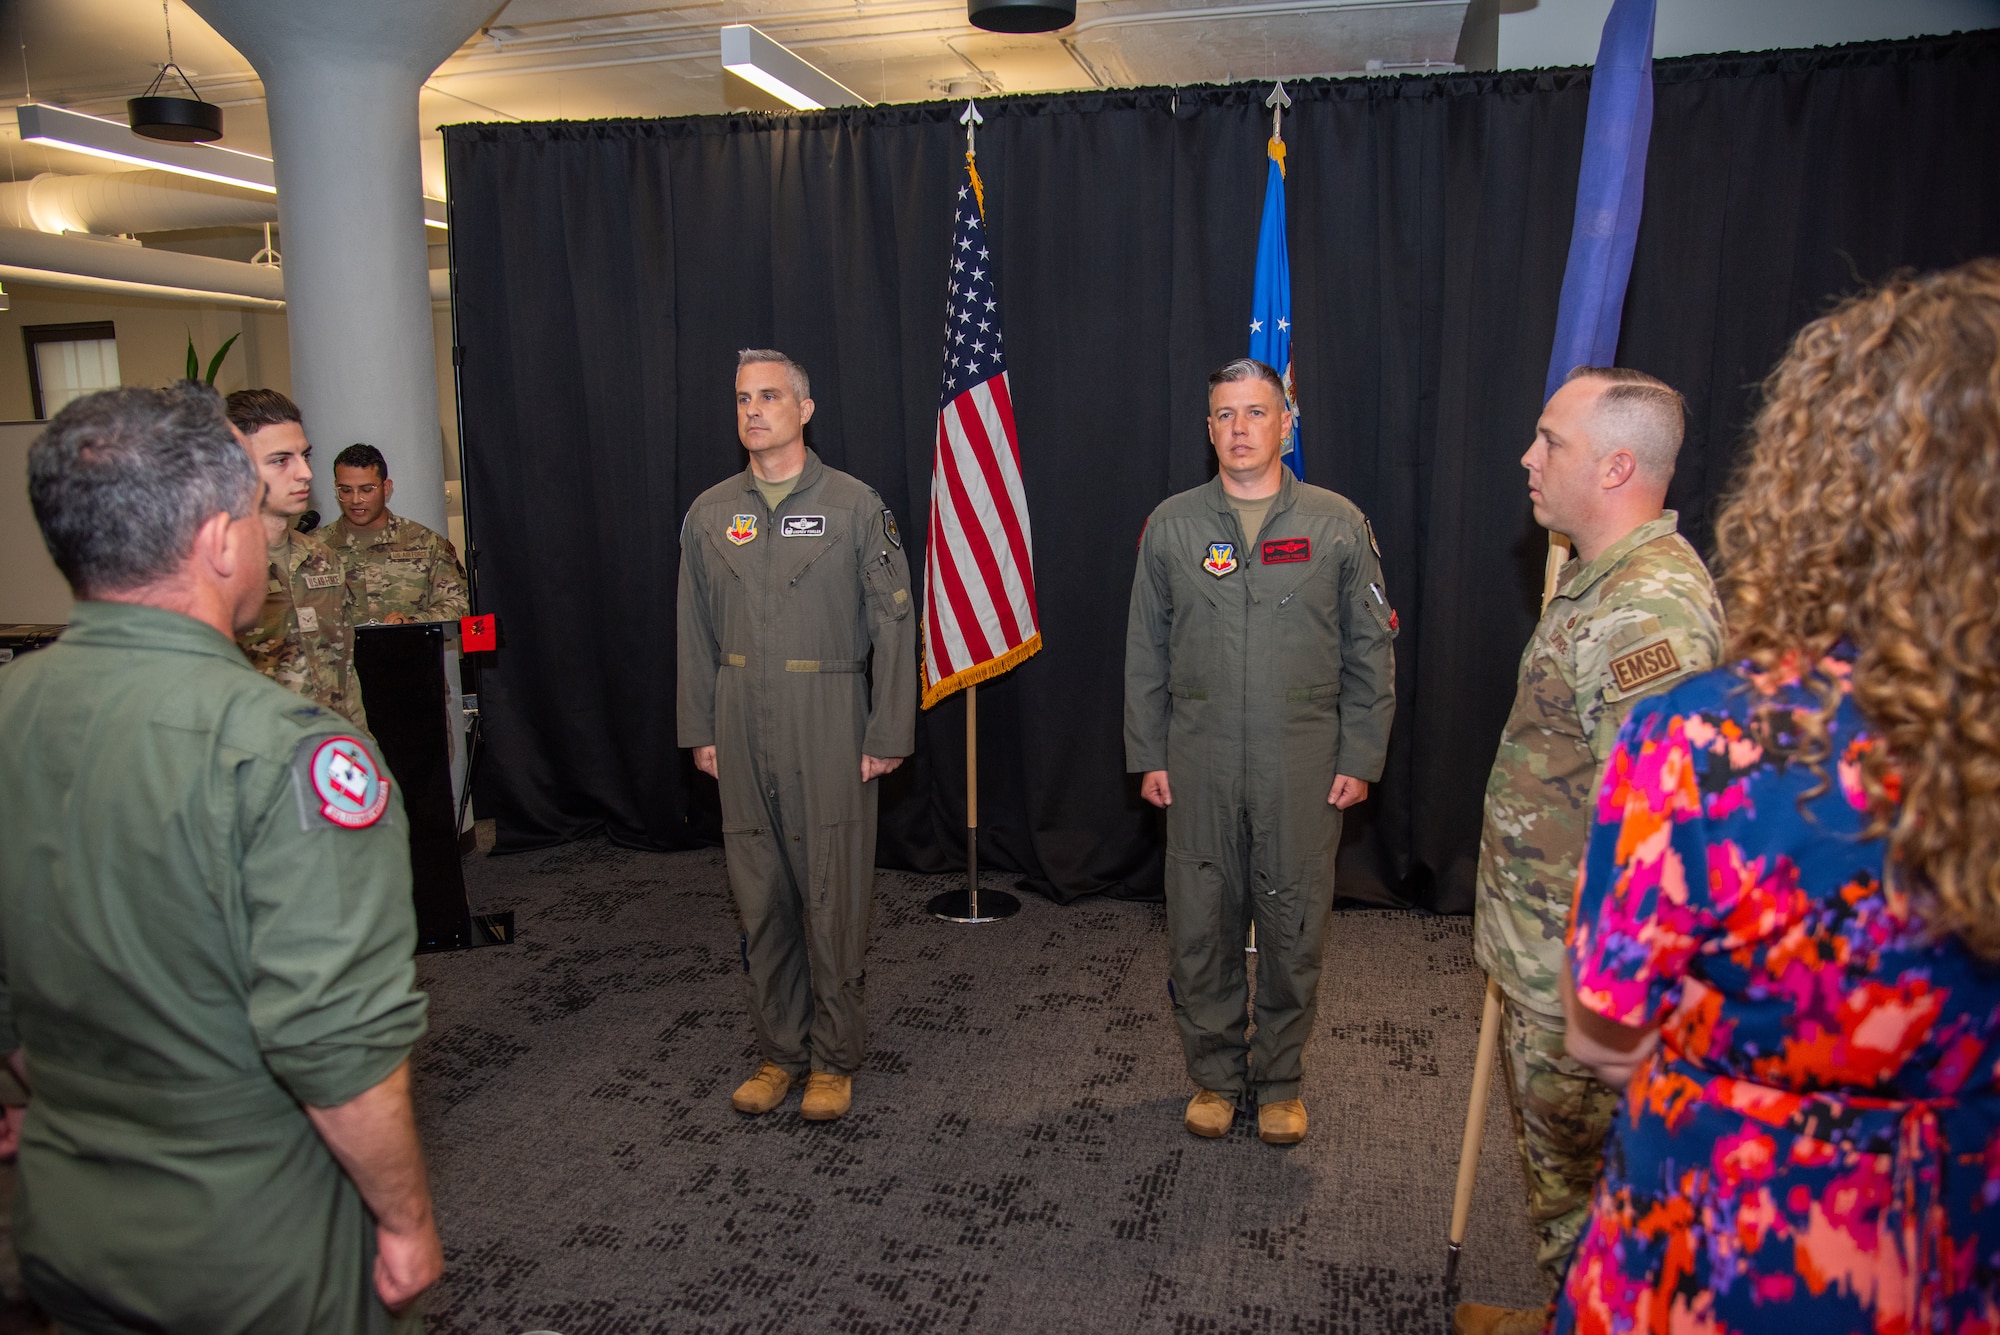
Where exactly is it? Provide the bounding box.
[17,104,449,229]
[719,25,869,110]
[0,263,285,309]
[17,103,276,192]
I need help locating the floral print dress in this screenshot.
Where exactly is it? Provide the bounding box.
[1554,646,2000,1335]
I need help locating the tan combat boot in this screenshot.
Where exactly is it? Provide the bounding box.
[1257,1098,1307,1144]
[1184,1089,1235,1138]
[731,1063,793,1114]
[800,1072,853,1121]
[1452,1303,1549,1335]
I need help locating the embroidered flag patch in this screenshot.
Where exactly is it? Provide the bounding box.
[1261,536,1311,564]
[781,515,827,538]
[310,736,391,829]
[1609,638,1682,693]
[726,514,758,545]
[1203,543,1238,577]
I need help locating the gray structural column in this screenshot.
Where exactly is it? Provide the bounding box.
[186,0,489,535]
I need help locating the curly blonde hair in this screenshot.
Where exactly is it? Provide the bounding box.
[1714,258,2000,959]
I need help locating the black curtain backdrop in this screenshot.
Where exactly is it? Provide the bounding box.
[445,31,2000,911]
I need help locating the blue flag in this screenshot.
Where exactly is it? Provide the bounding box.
[1544,0,1656,402]
[1248,137,1301,478]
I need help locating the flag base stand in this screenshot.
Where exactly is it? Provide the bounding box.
[928,886,1021,923]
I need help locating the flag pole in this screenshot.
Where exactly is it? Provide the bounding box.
[926,98,1021,926]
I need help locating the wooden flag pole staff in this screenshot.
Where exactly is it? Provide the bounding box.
[1445,532,1570,1293]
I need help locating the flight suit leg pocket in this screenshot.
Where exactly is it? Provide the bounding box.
[721,824,783,926]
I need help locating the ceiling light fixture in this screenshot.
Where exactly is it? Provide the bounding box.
[129,2,224,143]
[719,25,869,110]
[13,105,450,231]
[968,0,1076,35]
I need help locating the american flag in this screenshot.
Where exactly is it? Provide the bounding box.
[921,156,1041,708]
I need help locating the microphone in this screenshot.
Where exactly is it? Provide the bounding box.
[296,510,320,534]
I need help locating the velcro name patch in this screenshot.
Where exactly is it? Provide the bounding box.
[781,515,827,538]
[302,572,342,589]
[1609,638,1683,693]
[1261,536,1311,564]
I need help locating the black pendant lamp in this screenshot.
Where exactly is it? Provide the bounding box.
[129,4,222,143]
[968,0,1075,34]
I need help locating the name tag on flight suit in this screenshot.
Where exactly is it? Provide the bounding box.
[781,515,827,537]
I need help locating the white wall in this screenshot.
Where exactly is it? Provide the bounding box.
[0,421,72,625]
[1497,0,2000,69]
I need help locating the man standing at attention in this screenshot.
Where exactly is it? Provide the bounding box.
[1124,358,1397,1145]
[1454,368,1723,1335]
[0,384,439,1333]
[226,387,367,728]
[321,442,469,625]
[677,349,917,1122]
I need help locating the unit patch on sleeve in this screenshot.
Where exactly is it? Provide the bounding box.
[882,508,902,548]
[1261,536,1311,564]
[309,736,391,829]
[780,515,827,538]
[726,514,758,545]
[1609,638,1683,693]
[1202,542,1238,577]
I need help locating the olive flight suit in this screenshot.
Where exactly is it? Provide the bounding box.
[321,510,470,625]
[0,601,428,1334]
[237,526,368,729]
[1125,468,1397,1104]
[677,450,917,1078]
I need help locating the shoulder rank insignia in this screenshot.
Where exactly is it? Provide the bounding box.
[726,514,758,545]
[310,736,391,829]
[1203,542,1238,577]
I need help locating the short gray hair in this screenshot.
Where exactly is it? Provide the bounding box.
[28,382,258,598]
[1207,357,1286,402]
[1564,366,1685,480]
[737,348,810,402]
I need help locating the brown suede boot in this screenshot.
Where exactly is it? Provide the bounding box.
[1257,1098,1308,1144]
[1452,1303,1549,1335]
[730,1063,793,1114]
[800,1072,853,1121]
[1184,1089,1235,1138]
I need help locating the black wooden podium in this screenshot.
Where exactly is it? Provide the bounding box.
[353,624,472,952]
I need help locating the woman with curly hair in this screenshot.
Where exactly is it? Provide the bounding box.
[1552,257,2000,1334]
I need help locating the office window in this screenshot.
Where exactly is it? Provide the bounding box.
[25,322,121,419]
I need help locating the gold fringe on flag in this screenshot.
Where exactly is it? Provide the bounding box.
[920,632,1041,710]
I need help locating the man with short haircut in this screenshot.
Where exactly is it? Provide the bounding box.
[1455,367,1724,1335]
[321,442,469,626]
[678,349,917,1122]
[226,388,367,728]
[0,383,440,1333]
[1124,358,1397,1145]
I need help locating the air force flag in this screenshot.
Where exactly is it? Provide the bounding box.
[1248,131,1301,479]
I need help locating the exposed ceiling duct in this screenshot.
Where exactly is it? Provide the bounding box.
[0,227,451,308]
[0,170,279,238]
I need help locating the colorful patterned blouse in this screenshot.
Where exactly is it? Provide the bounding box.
[1555,646,2000,1335]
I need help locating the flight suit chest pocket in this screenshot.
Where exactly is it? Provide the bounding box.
[862,552,910,627]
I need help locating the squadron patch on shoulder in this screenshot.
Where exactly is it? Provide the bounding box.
[1364,518,1382,559]
[1202,542,1238,577]
[309,736,391,829]
[726,514,758,545]
[780,515,827,538]
[882,508,902,549]
[1261,536,1311,564]
[1609,638,1682,694]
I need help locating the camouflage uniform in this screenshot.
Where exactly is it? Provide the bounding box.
[321,511,469,626]
[1471,511,1722,1282]
[238,527,368,731]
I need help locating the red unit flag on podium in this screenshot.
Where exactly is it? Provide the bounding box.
[920,141,1040,708]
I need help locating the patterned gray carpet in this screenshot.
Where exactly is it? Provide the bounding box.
[414,840,1546,1334]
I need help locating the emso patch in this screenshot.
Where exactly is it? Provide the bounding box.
[1609,638,1682,694]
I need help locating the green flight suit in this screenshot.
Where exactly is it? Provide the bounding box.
[676,451,917,1078]
[1125,468,1397,1104]
[0,601,428,1335]
[238,526,369,730]
[321,511,470,626]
